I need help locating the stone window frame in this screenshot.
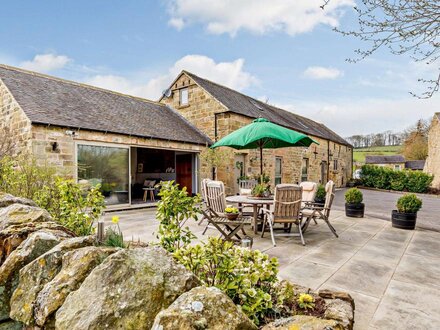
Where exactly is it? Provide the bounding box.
[275,157,282,185]
[179,88,189,106]
[301,158,309,182]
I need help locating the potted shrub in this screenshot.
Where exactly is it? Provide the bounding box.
[391,193,422,230]
[344,188,365,218]
[224,206,239,220]
[314,184,326,205]
[251,184,270,198]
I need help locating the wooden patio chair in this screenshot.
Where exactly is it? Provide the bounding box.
[197,178,211,226]
[201,180,251,241]
[301,180,338,238]
[261,184,304,246]
[238,179,258,195]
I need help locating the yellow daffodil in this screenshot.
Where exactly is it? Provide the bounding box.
[111,216,120,224]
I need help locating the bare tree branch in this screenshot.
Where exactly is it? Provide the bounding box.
[328,0,440,98]
[0,126,16,160]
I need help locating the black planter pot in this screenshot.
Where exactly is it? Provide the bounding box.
[391,210,417,230]
[345,203,365,218]
[314,197,325,206]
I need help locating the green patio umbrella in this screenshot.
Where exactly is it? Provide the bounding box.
[211,118,319,175]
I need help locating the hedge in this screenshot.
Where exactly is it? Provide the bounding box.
[360,165,433,193]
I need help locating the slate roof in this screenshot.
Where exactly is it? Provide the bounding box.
[0,65,210,145]
[365,155,406,164]
[405,160,426,170]
[183,71,351,146]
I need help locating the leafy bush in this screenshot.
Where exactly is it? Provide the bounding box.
[389,170,407,191]
[396,194,423,214]
[174,237,279,325]
[344,188,363,204]
[0,157,105,236]
[406,171,434,193]
[156,181,201,253]
[360,165,433,193]
[315,184,326,200]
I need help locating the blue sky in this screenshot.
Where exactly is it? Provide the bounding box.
[1,0,438,136]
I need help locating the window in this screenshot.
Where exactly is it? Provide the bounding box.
[275,157,282,185]
[333,159,338,171]
[301,158,309,182]
[394,164,401,171]
[179,88,188,106]
[77,144,129,205]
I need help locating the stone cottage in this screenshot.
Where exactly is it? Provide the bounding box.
[160,71,353,194]
[365,155,406,170]
[424,113,440,188]
[1,64,352,206]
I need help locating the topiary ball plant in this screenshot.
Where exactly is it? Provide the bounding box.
[344,188,365,218]
[315,184,326,204]
[396,193,422,214]
[344,188,363,205]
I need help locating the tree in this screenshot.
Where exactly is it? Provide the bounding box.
[401,118,429,160]
[325,0,440,98]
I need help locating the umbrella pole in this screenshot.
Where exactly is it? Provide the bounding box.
[260,144,263,177]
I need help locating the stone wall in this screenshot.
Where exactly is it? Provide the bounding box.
[161,73,353,194]
[0,79,32,157]
[424,115,440,188]
[31,124,206,178]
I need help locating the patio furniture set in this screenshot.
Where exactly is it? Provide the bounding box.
[200,178,338,246]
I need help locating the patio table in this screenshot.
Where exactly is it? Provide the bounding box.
[226,195,273,234]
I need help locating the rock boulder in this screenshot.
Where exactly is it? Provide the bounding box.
[34,246,117,327]
[9,235,96,325]
[55,247,200,330]
[0,230,63,321]
[261,315,344,330]
[152,286,257,330]
[0,193,36,208]
[0,203,52,231]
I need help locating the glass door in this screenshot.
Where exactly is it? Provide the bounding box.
[77,144,130,206]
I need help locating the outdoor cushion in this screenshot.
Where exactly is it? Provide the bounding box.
[239,188,252,196]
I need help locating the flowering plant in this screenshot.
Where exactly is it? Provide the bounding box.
[224,206,239,214]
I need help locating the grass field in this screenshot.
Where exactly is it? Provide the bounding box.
[353,145,402,163]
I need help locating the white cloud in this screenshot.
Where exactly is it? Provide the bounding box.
[20,54,71,73]
[303,66,343,80]
[166,0,353,36]
[84,55,258,100]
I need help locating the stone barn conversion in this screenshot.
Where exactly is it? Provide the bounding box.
[161,71,353,194]
[424,113,440,189]
[1,64,352,207]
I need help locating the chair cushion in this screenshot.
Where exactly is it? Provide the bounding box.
[239,188,252,196]
[301,208,315,217]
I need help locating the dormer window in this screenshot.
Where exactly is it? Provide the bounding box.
[179,88,188,106]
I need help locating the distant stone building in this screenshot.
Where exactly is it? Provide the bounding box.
[365,155,406,170]
[424,113,440,188]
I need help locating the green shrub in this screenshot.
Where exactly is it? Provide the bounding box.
[405,171,434,193]
[40,178,105,236]
[344,188,363,204]
[389,170,407,191]
[396,194,422,213]
[0,157,105,236]
[315,184,326,200]
[361,165,433,193]
[174,237,279,325]
[156,181,201,253]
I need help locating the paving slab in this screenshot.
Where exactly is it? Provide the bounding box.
[370,280,440,330]
[279,260,337,290]
[405,230,440,259]
[354,238,407,267]
[301,241,360,268]
[394,254,440,289]
[324,258,395,298]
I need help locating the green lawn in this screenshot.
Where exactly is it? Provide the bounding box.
[353,145,402,163]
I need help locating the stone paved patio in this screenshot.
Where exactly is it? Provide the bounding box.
[104,208,440,330]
